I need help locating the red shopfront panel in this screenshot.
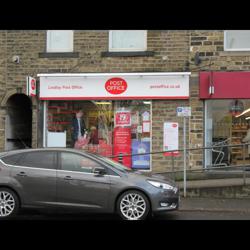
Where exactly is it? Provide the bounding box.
[199,72,250,99]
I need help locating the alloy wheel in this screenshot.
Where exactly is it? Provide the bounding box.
[120,193,146,220]
[0,191,15,217]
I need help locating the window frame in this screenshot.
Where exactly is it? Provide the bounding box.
[224,30,250,52]
[108,30,147,52]
[46,30,74,53]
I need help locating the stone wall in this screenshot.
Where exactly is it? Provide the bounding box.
[0,30,249,171]
[0,30,190,158]
[152,99,189,172]
[189,30,250,72]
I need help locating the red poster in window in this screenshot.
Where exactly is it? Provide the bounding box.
[113,127,131,168]
[115,111,131,127]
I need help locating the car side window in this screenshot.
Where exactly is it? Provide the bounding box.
[1,153,25,165]
[60,152,103,173]
[106,168,120,176]
[18,151,56,170]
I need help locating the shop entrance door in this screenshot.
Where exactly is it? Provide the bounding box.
[5,94,32,150]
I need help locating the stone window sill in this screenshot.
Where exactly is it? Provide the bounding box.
[39,52,79,58]
[219,51,250,56]
[101,51,155,57]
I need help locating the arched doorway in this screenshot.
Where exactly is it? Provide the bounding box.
[5,94,32,150]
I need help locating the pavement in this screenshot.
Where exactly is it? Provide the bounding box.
[176,177,250,189]
[179,197,250,212]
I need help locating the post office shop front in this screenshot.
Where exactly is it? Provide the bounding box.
[38,72,190,171]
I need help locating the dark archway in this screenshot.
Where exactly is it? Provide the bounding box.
[5,94,32,150]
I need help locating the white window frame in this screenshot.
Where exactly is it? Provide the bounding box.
[109,30,147,52]
[46,30,74,53]
[224,30,250,51]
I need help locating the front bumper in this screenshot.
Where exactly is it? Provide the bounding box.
[150,189,180,213]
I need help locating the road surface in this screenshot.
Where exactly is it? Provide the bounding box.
[4,209,250,220]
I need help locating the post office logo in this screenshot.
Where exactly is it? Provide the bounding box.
[105,77,127,95]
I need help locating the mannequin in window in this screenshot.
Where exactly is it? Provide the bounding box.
[89,126,99,145]
[71,110,86,147]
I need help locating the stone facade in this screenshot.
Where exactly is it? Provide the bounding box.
[189,30,250,71]
[0,30,248,172]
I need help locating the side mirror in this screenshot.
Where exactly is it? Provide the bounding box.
[93,166,106,176]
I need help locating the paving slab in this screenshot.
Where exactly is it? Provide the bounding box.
[179,197,250,212]
[176,178,250,189]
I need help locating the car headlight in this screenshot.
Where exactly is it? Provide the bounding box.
[147,180,176,191]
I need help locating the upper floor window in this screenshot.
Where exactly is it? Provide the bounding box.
[46,30,74,52]
[109,30,147,52]
[224,30,250,51]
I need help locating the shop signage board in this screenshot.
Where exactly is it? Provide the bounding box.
[177,107,191,117]
[26,76,37,96]
[115,111,131,127]
[163,122,179,156]
[131,140,150,169]
[39,73,190,100]
[199,72,250,99]
[113,127,132,167]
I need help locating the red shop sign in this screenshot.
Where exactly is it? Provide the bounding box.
[200,72,250,99]
[105,77,128,95]
[26,76,37,97]
[115,111,131,127]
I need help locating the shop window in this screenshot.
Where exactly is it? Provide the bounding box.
[46,30,74,52]
[45,100,152,170]
[60,152,102,173]
[109,30,147,52]
[205,99,250,168]
[224,30,250,51]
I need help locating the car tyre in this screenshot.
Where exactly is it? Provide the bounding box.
[117,190,150,220]
[0,188,19,220]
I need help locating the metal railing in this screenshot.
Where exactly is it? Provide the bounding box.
[86,142,250,197]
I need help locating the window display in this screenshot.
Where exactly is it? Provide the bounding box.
[205,99,250,167]
[45,100,151,170]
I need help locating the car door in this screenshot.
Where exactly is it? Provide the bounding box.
[8,151,57,207]
[56,151,111,211]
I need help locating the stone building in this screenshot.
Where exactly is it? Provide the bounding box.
[0,30,249,172]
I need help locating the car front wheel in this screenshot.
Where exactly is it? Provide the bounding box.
[0,188,19,220]
[117,190,150,220]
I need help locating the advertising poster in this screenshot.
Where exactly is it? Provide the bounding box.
[142,111,150,121]
[113,127,131,167]
[115,111,131,127]
[131,111,139,125]
[163,122,180,156]
[132,140,150,169]
[142,121,150,133]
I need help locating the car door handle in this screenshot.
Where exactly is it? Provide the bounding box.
[17,171,27,177]
[64,176,74,180]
